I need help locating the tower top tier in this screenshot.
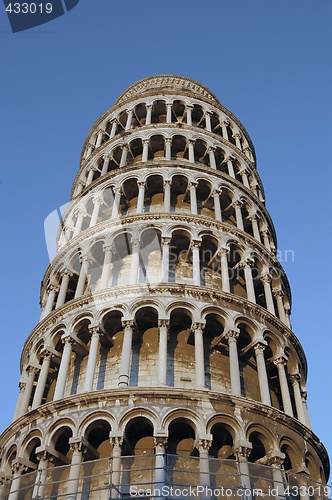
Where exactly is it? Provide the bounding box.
[115,75,221,106]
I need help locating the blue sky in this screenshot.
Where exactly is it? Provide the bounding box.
[0,0,331,469]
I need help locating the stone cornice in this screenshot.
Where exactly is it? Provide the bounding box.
[29,284,302,377]
[0,387,328,478]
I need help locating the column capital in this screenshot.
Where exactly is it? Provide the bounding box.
[142,138,149,146]
[232,199,243,208]
[161,236,171,245]
[192,322,205,332]
[137,180,146,188]
[273,356,288,367]
[260,273,272,284]
[131,237,140,248]
[11,460,28,475]
[233,440,252,460]
[224,329,240,341]
[62,336,75,347]
[154,436,168,449]
[158,319,170,329]
[163,179,172,187]
[165,137,172,144]
[221,119,230,126]
[253,341,267,354]
[289,373,301,385]
[197,439,212,452]
[88,325,103,337]
[121,320,134,330]
[240,257,254,268]
[273,287,284,298]
[192,240,201,249]
[47,283,59,293]
[188,181,198,188]
[219,245,230,256]
[266,450,285,468]
[61,269,73,278]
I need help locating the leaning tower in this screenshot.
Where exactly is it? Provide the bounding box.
[0,75,329,499]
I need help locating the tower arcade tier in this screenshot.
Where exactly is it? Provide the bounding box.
[0,75,329,500]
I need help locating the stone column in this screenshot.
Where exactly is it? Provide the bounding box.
[74,255,90,299]
[86,167,96,186]
[118,321,134,386]
[233,442,253,496]
[73,209,86,237]
[101,155,110,175]
[54,337,74,400]
[226,157,236,178]
[136,182,146,213]
[142,139,149,162]
[66,440,85,500]
[266,453,286,499]
[120,144,128,167]
[163,180,171,212]
[254,343,271,406]
[284,307,291,329]
[233,132,242,150]
[192,240,201,286]
[207,147,216,170]
[188,140,195,163]
[198,439,212,499]
[125,109,133,130]
[221,120,229,140]
[158,320,169,386]
[85,143,94,158]
[56,271,72,308]
[100,244,113,289]
[233,200,244,231]
[110,119,117,138]
[145,104,152,125]
[13,382,25,421]
[42,283,58,318]
[273,357,293,417]
[161,237,171,283]
[32,450,49,500]
[154,437,168,489]
[273,288,287,324]
[301,390,311,429]
[130,238,140,285]
[193,323,205,390]
[186,104,193,125]
[110,436,123,499]
[225,330,241,396]
[249,214,261,242]
[8,462,27,500]
[261,274,275,314]
[220,247,230,293]
[262,229,271,251]
[189,182,198,215]
[239,167,250,188]
[19,366,37,416]
[89,196,102,227]
[166,102,172,123]
[95,129,104,148]
[205,110,212,131]
[111,188,122,219]
[241,260,256,303]
[165,138,172,160]
[84,327,101,392]
[212,190,222,221]
[290,374,306,424]
[31,352,52,409]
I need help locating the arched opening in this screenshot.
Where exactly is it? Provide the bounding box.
[139,229,162,285]
[172,100,185,123]
[151,100,167,124]
[168,309,193,387]
[100,310,124,390]
[128,138,143,164]
[237,323,260,400]
[199,235,221,288]
[196,179,213,217]
[228,244,246,299]
[169,230,192,285]
[194,139,209,165]
[171,135,189,161]
[145,175,164,213]
[111,232,132,286]
[170,175,190,213]
[149,135,165,160]
[85,419,112,459]
[191,105,205,128]
[131,307,159,386]
[204,314,227,392]
[122,177,139,216]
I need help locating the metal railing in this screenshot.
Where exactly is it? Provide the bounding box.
[1,454,330,499]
